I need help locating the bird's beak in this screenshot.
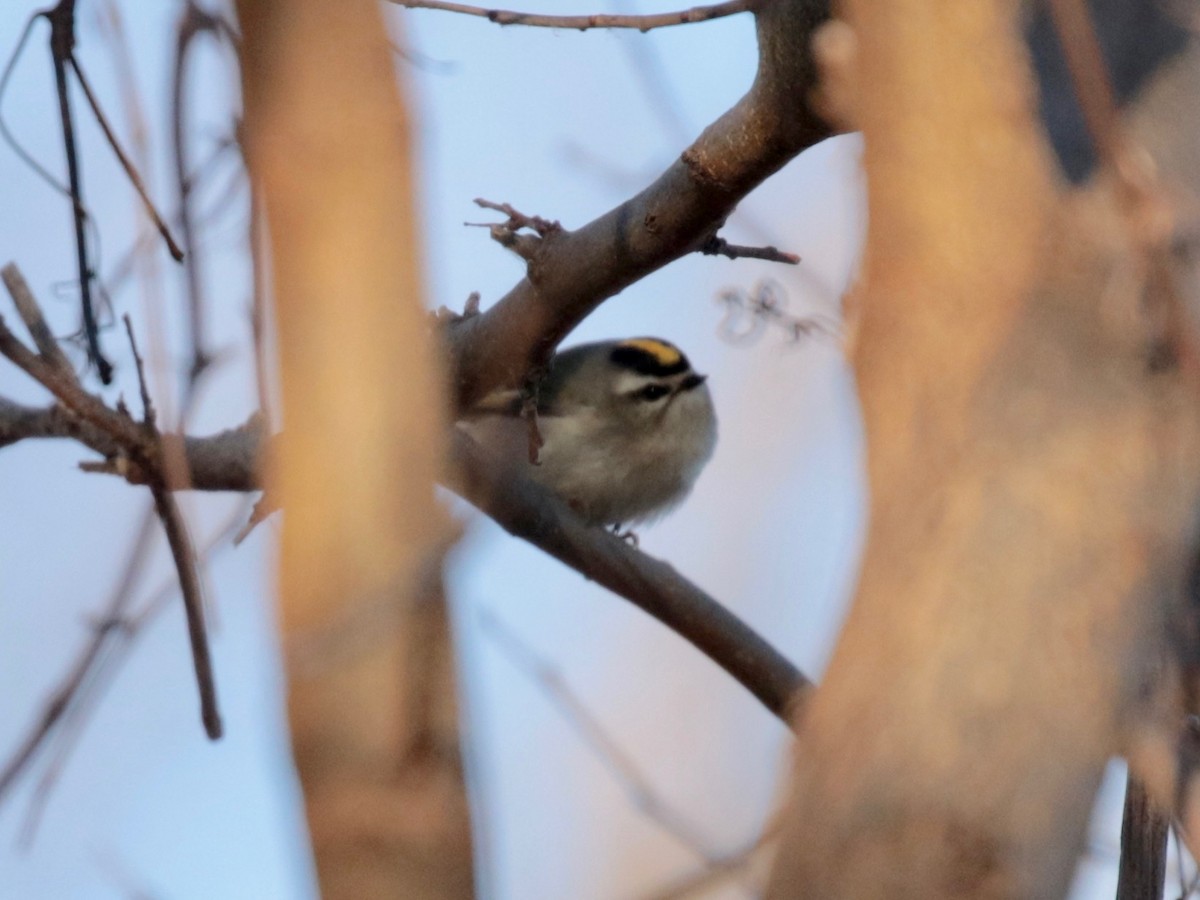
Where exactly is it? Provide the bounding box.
[678,372,707,393]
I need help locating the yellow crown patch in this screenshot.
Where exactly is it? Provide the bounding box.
[618,338,681,368]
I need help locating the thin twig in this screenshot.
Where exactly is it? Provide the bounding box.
[0,308,144,449]
[67,56,184,263]
[1,505,247,831]
[389,0,754,31]
[700,235,799,265]
[0,271,224,742]
[149,485,222,739]
[0,15,71,199]
[124,317,222,739]
[45,0,113,383]
[0,507,157,802]
[172,2,236,381]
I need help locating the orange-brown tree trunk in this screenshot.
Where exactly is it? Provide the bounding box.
[235,1,472,896]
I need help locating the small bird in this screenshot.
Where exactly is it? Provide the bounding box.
[459,337,718,527]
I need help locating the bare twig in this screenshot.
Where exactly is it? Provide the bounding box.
[389,0,755,31]
[45,0,113,383]
[172,2,238,381]
[0,309,144,450]
[0,270,224,740]
[124,317,222,739]
[0,503,157,805]
[67,56,184,263]
[2,262,75,375]
[0,505,247,825]
[700,234,799,265]
[470,198,561,261]
[248,186,273,422]
[149,484,222,738]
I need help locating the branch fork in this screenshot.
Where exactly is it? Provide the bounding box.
[0,263,222,740]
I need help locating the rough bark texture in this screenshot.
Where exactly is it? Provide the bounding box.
[767,2,1200,898]
[235,2,470,897]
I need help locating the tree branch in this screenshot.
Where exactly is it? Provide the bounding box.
[0,398,808,722]
[443,0,833,410]
[448,430,808,721]
[390,0,755,32]
[0,270,223,739]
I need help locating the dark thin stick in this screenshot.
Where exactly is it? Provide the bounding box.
[45,0,112,383]
[149,485,222,739]
[67,56,184,262]
[1115,776,1169,900]
[390,0,754,31]
[124,317,222,739]
[123,316,154,424]
[700,234,799,265]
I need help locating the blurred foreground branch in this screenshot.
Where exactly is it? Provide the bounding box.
[766,1,1200,897]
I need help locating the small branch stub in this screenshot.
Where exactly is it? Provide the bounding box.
[470,198,561,261]
[700,234,800,265]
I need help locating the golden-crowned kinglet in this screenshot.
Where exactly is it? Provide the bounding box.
[460,337,717,527]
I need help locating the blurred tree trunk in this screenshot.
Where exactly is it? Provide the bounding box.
[768,1,1200,898]
[235,1,472,897]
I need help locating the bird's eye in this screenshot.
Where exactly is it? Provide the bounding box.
[636,383,671,402]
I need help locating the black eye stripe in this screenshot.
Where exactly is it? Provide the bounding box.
[634,383,671,402]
